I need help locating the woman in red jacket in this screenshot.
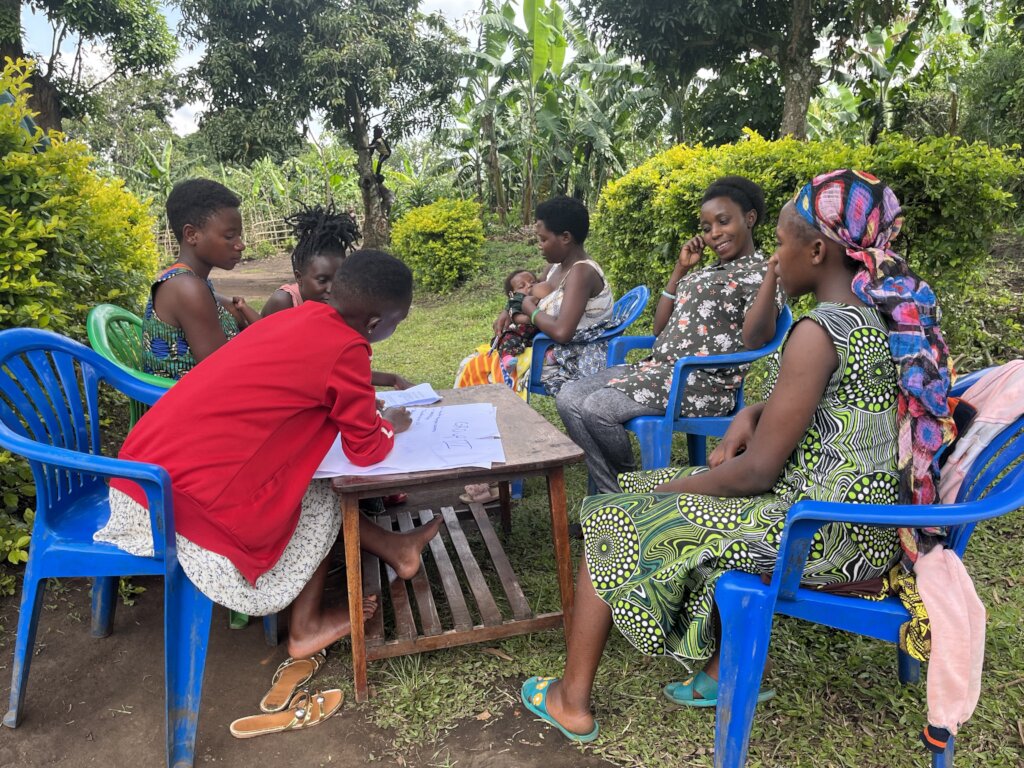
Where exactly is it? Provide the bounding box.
[98,250,440,659]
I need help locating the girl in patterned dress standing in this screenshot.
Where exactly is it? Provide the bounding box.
[521,171,954,742]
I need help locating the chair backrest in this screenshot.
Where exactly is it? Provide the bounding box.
[86,304,172,389]
[947,413,1024,555]
[0,329,116,525]
[598,285,650,341]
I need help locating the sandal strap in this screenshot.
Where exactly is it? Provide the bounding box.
[691,671,719,701]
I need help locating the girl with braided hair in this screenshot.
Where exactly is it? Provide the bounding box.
[263,204,415,401]
[520,171,953,741]
[261,204,362,317]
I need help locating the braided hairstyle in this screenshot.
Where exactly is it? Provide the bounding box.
[285,204,361,275]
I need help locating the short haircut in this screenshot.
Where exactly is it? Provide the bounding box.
[333,249,412,307]
[285,203,361,274]
[536,196,589,243]
[702,176,766,229]
[166,179,241,243]
[503,268,537,294]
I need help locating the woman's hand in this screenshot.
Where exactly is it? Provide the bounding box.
[708,404,764,467]
[391,375,414,390]
[677,236,706,273]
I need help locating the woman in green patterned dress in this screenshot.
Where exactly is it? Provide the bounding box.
[521,171,954,743]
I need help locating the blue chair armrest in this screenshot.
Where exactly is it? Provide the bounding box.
[1,428,174,554]
[100,366,170,406]
[607,335,656,366]
[663,350,772,426]
[772,473,1024,600]
[528,333,554,392]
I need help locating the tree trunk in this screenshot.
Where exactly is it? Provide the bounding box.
[482,113,506,224]
[777,0,819,139]
[0,0,62,130]
[345,87,388,248]
[28,72,62,131]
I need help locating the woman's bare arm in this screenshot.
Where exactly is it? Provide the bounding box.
[655,319,838,496]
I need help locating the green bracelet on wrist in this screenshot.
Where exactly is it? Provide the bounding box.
[530,307,541,324]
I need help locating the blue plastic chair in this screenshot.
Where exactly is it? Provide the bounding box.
[527,284,650,398]
[85,303,279,645]
[0,328,212,768]
[712,368,1024,768]
[607,304,793,469]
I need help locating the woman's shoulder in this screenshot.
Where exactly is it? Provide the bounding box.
[804,302,887,343]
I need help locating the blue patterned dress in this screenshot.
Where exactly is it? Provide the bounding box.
[580,303,903,667]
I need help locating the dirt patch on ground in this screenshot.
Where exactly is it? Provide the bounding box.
[210,253,295,302]
[0,577,613,768]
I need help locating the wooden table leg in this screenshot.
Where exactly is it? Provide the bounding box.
[498,480,512,535]
[546,465,574,639]
[342,493,369,702]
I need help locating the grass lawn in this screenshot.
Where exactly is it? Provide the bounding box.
[320,241,1024,767]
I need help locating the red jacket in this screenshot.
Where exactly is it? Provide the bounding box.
[111,301,394,583]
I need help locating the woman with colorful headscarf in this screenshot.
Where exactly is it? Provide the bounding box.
[519,170,954,742]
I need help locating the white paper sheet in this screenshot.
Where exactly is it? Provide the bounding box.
[314,403,505,478]
[376,382,442,408]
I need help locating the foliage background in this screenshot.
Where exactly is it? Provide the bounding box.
[590,131,1024,371]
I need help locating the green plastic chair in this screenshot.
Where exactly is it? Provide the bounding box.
[86,304,172,427]
[86,304,275,638]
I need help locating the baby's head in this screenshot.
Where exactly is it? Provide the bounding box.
[504,269,538,295]
[286,204,361,302]
[166,179,244,268]
[330,249,412,343]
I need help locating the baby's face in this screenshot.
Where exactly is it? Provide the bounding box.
[510,272,536,294]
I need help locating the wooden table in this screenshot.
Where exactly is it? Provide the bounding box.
[330,384,584,702]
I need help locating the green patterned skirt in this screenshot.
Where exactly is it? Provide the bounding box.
[580,467,900,669]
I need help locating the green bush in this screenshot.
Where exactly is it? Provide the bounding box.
[391,198,485,292]
[590,130,1023,370]
[0,61,159,334]
[0,60,160,580]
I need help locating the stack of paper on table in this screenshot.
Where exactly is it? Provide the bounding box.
[376,382,442,408]
[314,402,505,478]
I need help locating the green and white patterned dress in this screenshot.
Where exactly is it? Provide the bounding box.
[580,303,903,667]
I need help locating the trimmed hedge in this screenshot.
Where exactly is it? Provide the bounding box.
[0,61,158,335]
[392,198,485,292]
[590,131,1023,369]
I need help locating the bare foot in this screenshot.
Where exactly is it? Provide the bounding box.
[542,679,596,736]
[385,513,444,580]
[287,595,378,659]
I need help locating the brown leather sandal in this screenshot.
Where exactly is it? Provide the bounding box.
[259,651,327,713]
[230,689,343,739]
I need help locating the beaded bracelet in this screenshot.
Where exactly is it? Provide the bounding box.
[530,307,542,324]
[661,290,677,301]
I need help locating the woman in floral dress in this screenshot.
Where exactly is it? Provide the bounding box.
[556,176,785,493]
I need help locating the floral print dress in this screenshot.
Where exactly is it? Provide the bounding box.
[606,250,780,417]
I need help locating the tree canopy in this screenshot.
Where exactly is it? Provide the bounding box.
[180,0,462,244]
[0,0,175,129]
[577,0,907,137]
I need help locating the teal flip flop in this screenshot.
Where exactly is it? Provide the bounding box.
[520,676,599,743]
[663,670,775,708]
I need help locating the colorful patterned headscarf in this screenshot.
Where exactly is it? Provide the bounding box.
[793,170,955,524]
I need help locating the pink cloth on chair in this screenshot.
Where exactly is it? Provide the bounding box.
[913,547,986,735]
[939,360,1024,504]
